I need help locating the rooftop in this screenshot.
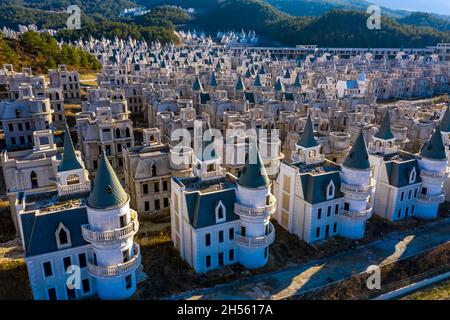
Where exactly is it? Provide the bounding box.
[174,173,237,194]
[22,190,87,214]
[290,159,340,175]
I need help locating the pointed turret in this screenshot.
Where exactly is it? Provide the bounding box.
[440,107,450,133]
[297,114,317,148]
[420,126,447,160]
[209,72,218,87]
[294,74,302,87]
[238,143,270,189]
[193,76,203,91]
[253,73,262,87]
[88,152,128,209]
[58,125,83,172]
[274,77,285,92]
[343,130,370,170]
[235,75,245,91]
[374,111,394,140]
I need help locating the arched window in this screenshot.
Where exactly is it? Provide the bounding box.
[215,201,226,223]
[66,174,80,185]
[55,92,60,100]
[309,150,316,158]
[55,223,71,249]
[326,180,335,200]
[151,164,157,176]
[125,127,131,137]
[115,128,121,138]
[31,171,38,188]
[409,167,417,184]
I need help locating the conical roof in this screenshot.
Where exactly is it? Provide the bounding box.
[343,130,370,170]
[254,73,262,87]
[237,143,270,189]
[297,114,318,148]
[88,152,128,209]
[58,125,83,172]
[420,126,447,160]
[274,77,285,92]
[374,111,394,140]
[235,76,245,91]
[209,72,218,87]
[193,76,203,91]
[440,106,450,132]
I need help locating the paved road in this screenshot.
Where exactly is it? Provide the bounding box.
[168,219,450,300]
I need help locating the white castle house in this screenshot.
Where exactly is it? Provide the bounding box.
[16,127,142,300]
[170,123,276,273]
[275,114,374,243]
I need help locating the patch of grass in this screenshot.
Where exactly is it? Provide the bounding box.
[402,279,450,300]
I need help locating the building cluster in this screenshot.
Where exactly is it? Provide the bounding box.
[0,33,449,299]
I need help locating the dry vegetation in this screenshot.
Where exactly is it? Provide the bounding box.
[402,279,450,300]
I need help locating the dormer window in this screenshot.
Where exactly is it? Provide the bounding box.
[326,180,335,200]
[55,223,71,249]
[215,201,226,223]
[409,167,417,184]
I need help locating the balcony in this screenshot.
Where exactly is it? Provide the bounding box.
[199,168,227,180]
[234,195,276,217]
[235,223,275,248]
[58,181,91,196]
[82,210,139,243]
[420,169,449,181]
[368,144,399,155]
[341,205,373,219]
[340,179,375,195]
[294,154,325,165]
[417,193,445,203]
[87,243,141,277]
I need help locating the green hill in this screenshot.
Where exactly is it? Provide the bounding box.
[398,12,450,32]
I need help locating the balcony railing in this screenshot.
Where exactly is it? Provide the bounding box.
[235,223,275,248]
[420,169,449,180]
[87,243,141,277]
[293,154,325,164]
[340,179,375,194]
[368,144,399,155]
[58,181,91,195]
[341,205,373,219]
[234,195,276,217]
[82,210,139,243]
[417,193,445,203]
[199,168,227,180]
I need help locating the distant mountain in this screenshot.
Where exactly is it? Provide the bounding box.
[398,12,450,32]
[265,0,407,18]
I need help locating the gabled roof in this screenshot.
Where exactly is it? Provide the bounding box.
[88,153,128,209]
[374,111,395,140]
[237,143,270,189]
[58,125,83,172]
[343,130,370,170]
[440,106,450,132]
[297,114,318,148]
[384,159,421,187]
[420,127,447,160]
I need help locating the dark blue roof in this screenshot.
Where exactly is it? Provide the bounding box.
[374,111,395,140]
[343,130,370,170]
[299,171,343,204]
[297,114,318,148]
[58,125,83,172]
[184,189,239,229]
[384,159,421,187]
[420,126,447,160]
[21,205,88,257]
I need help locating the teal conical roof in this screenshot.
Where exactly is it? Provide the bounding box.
[238,143,270,189]
[259,64,266,75]
[420,127,447,160]
[88,152,128,209]
[297,114,318,148]
[209,72,218,87]
[274,77,285,91]
[254,74,262,87]
[58,125,83,172]
[294,74,302,87]
[284,69,291,79]
[193,76,203,91]
[343,130,370,170]
[235,76,245,91]
[374,111,394,140]
[440,107,450,132]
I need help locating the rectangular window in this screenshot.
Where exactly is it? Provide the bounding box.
[43,261,53,277]
[78,253,87,268]
[264,247,268,259]
[333,223,337,233]
[82,279,90,294]
[218,252,224,266]
[117,143,122,153]
[154,182,160,192]
[229,228,234,240]
[8,123,13,132]
[18,123,23,131]
[154,199,160,210]
[205,233,211,247]
[206,255,211,268]
[163,180,168,191]
[144,201,150,211]
[412,205,415,214]
[218,230,224,243]
[283,175,291,193]
[125,275,132,290]
[335,204,339,215]
[66,286,76,300]
[344,202,350,211]
[408,190,412,200]
[25,122,30,130]
[327,206,331,217]
[400,192,404,201]
[163,198,169,208]
[47,288,57,300]
[316,227,320,239]
[62,256,71,272]
[414,189,418,198]
[317,208,322,220]
[241,226,246,237]
[398,208,402,218]
[229,249,234,262]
